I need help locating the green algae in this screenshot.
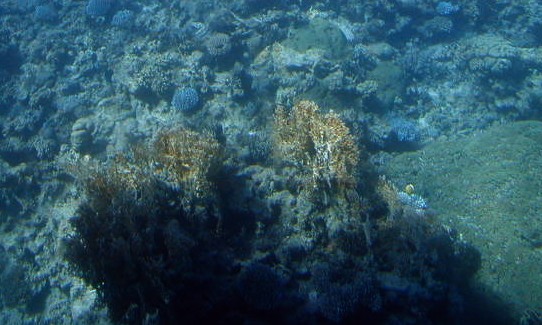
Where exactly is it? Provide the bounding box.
[385,120,542,315]
[282,18,351,61]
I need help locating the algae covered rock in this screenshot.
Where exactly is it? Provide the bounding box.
[367,60,405,110]
[282,18,351,61]
[385,120,542,314]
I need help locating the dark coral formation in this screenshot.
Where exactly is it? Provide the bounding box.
[65,105,487,324]
[66,129,227,322]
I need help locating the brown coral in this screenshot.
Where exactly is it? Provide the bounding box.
[151,129,222,198]
[76,128,222,214]
[81,153,157,215]
[274,100,360,195]
[376,176,401,222]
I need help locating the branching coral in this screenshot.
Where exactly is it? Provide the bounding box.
[376,176,402,221]
[83,156,156,212]
[73,128,222,221]
[274,100,360,197]
[150,129,222,199]
[66,128,224,322]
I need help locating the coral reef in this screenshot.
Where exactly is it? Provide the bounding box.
[171,87,200,112]
[111,10,134,28]
[273,100,359,198]
[85,0,112,17]
[205,33,233,58]
[0,0,539,323]
[151,128,222,199]
[65,128,224,322]
[61,97,488,323]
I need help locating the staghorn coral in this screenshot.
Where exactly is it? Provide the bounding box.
[274,100,359,196]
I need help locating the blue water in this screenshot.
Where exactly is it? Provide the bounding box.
[0,0,540,323]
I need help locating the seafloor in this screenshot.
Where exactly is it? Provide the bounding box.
[0,0,541,324]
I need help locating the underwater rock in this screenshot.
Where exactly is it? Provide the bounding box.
[436,2,460,16]
[282,18,351,61]
[111,10,134,28]
[70,117,94,154]
[85,0,112,17]
[34,4,57,23]
[385,120,542,314]
[205,33,232,57]
[367,61,405,110]
[464,34,521,76]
